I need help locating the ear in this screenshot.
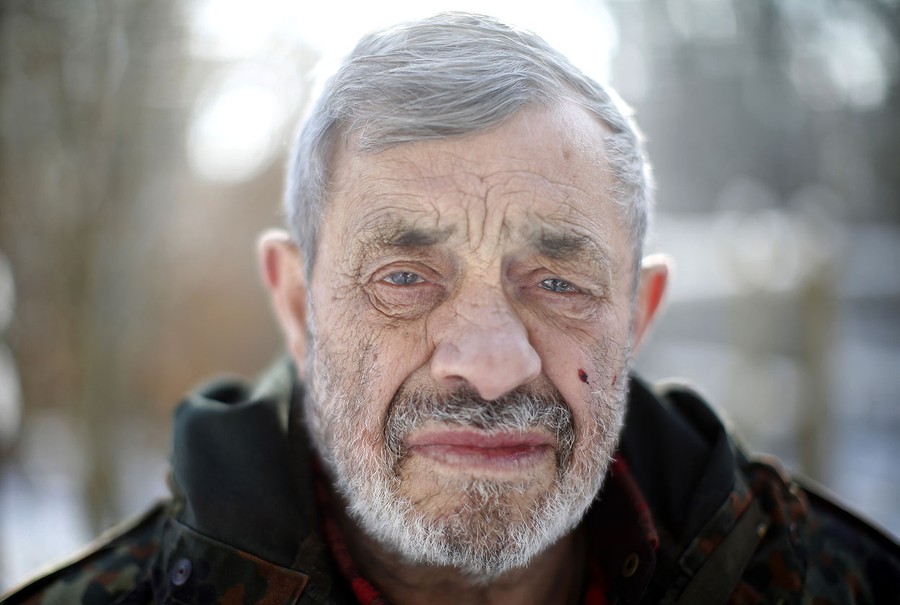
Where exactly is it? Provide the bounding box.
[632,254,671,353]
[257,229,309,373]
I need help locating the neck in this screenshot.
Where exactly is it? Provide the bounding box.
[333,502,583,605]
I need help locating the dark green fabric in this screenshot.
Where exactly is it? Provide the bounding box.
[170,363,312,568]
[620,378,735,543]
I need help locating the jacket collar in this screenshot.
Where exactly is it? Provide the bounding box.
[621,377,737,543]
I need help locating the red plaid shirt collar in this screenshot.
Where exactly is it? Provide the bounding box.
[314,455,658,605]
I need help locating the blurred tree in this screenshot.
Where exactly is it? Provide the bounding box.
[614,0,899,484]
[0,0,186,532]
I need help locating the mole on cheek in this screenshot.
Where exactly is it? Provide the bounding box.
[578,369,589,384]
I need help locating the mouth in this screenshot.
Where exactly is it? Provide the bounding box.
[405,428,556,473]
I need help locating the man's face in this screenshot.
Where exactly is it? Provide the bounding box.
[303,102,637,579]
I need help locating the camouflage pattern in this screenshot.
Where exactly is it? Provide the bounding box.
[3,502,164,605]
[657,456,900,605]
[3,360,898,604]
[150,518,309,604]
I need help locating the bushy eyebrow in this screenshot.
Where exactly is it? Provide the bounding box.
[527,226,613,274]
[350,214,613,277]
[353,215,455,256]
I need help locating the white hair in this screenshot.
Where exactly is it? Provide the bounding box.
[284,12,653,281]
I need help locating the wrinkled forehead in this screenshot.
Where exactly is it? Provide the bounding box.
[320,103,630,266]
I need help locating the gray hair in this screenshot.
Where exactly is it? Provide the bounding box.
[284,12,653,282]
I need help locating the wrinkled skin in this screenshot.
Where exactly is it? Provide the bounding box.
[262,102,668,605]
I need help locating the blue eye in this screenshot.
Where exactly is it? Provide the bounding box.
[384,271,424,286]
[540,278,579,293]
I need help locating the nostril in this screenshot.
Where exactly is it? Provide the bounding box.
[439,374,470,391]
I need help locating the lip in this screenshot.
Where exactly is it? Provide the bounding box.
[405,429,556,472]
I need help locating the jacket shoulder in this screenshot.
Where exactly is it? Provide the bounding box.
[799,477,900,603]
[738,458,900,604]
[1,501,167,605]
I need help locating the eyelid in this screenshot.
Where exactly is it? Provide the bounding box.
[366,264,446,320]
[369,259,444,287]
[383,271,425,286]
[539,277,582,294]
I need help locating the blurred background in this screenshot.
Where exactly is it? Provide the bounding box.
[1,0,898,591]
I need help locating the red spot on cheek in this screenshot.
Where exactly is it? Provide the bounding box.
[578,369,589,384]
[611,373,618,386]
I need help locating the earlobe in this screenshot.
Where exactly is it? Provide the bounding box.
[632,254,671,353]
[257,229,309,369]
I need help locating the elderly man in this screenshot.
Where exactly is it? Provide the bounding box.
[4,12,898,605]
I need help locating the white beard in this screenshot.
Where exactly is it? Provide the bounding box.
[303,334,629,582]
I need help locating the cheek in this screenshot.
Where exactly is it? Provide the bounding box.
[315,312,434,432]
[368,326,434,401]
[530,314,630,434]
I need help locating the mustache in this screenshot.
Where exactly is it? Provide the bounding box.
[383,384,576,467]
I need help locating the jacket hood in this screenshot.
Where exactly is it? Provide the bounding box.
[622,377,740,543]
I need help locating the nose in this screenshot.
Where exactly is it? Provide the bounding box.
[430,295,541,401]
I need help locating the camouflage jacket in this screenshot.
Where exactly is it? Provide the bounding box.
[4,359,899,604]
